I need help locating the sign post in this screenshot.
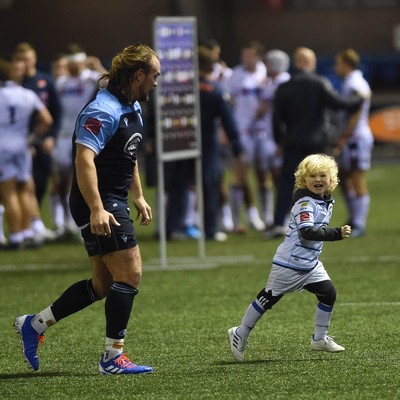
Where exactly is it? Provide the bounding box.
[153,16,205,267]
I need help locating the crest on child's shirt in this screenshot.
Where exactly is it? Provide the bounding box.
[300,201,310,210]
[300,212,310,222]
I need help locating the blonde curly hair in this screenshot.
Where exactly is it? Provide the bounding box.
[294,154,339,193]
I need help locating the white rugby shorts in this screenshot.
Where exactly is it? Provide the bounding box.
[265,261,331,297]
[0,147,32,183]
[339,137,373,171]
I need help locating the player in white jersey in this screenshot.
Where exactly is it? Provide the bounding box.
[225,41,267,233]
[253,49,290,228]
[207,39,233,88]
[0,59,53,249]
[334,49,373,237]
[228,154,352,361]
[51,48,105,236]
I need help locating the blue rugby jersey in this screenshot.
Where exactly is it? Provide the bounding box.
[69,84,143,226]
[272,189,341,271]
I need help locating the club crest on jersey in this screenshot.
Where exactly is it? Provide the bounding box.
[300,212,311,222]
[124,132,142,155]
[83,117,102,135]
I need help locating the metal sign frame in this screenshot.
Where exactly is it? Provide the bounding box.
[153,16,205,267]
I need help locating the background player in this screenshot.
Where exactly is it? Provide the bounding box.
[254,49,290,229]
[51,44,106,238]
[225,41,267,233]
[334,49,373,237]
[0,59,53,249]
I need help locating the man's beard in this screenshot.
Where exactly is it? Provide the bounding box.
[138,86,155,102]
[138,93,149,102]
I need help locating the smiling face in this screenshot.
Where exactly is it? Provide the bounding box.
[304,171,331,197]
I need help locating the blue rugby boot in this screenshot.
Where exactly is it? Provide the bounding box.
[14,314,45,371]
[99,353,154,375]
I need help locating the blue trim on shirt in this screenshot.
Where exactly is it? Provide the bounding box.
[272,260,319,271]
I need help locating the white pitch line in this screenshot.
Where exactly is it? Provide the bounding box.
[0,253,399,273]
[0,263,72,272]
[338,302,400,307]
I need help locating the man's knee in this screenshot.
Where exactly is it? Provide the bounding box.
[103,248,142,288]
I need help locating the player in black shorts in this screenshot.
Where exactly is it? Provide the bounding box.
[14,44,161,375]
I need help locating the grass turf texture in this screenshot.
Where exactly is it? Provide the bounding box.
[1,163,399,399]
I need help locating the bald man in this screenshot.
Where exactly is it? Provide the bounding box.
[266,47,363,238]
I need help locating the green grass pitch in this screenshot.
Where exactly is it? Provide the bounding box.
[1,162,399,399]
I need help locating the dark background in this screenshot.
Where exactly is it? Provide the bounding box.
[1,0,400,96]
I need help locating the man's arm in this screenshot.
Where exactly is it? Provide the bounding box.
[46,79,62,139]
[34,106,53,136]
[272,88,285,146]
[75,144,119,236]
[322,78,362,112]
[218,94,243,157]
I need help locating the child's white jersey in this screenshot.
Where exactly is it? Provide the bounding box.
[225,61,266,132]
[339,70,373,142]
[273,190,336,271]
[0,81,45,149]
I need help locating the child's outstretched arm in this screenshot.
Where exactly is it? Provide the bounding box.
[300,224,352,241]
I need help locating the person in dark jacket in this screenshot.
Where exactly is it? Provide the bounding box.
[267,47,363,238]
[197,46,244,240]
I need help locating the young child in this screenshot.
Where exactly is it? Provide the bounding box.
[228,153,351,362]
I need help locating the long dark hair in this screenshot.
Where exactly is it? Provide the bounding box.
[98,44,158,94]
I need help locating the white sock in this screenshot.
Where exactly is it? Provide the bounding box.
[22,228,35,240]
[230,186,244,227]
[221,204,234,231]
[259,188,274,226]
[103,337,124,361]
[352,194,370,229]
[51,194,65,230]
[313,303,333,341]
[9,232,24,244]
[247,206,265,230]
[31,218,46,234]
[32,306,57,335]
[238,300,265,340]
[184,190,197,227]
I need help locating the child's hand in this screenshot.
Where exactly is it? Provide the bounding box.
[341,225,352,238]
